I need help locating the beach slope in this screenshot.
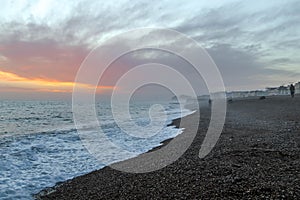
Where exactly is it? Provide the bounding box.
[36,95,300,199]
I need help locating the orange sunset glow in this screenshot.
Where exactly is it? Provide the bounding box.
[0,70,116,94]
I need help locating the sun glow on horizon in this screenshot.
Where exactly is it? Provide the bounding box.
[0,70,116,94]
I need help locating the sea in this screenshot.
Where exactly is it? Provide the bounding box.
[0,100,193,200]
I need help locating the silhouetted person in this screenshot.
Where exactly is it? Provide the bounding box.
[290,84,295,98]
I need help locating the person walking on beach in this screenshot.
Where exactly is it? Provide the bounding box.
[290,84,295,98]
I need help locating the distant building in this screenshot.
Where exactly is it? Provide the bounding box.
[197,95,210,100]
[278,86,289,95]
[211,92,226,99]
[266,87,279,96]
[295,82,300,94]
[196,82,299,101]
[265,86,289,96]
[226,91,243,99]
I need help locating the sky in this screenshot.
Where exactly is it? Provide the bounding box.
[0,0,299,100]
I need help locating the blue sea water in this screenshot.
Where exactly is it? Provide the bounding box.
[0,100,192,200]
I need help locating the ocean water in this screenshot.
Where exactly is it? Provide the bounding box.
[0,100,193,200]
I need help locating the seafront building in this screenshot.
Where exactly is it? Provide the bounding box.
[225,83,296,99]
[265,87,279,96]
[277,86,289,95]
[226,90,268,99]
[295,82,300,94]
[195,81,300,101]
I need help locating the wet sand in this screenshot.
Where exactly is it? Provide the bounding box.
[36,95,300,199]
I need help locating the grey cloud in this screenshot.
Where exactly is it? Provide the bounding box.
[173,0,299,49]
[206,43,299,89]
[0,1,159,46]
[270,58,292,65]
[171,0,300,88]
[0,0,299,92]
[206,43,264,88]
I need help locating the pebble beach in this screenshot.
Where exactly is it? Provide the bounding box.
[36,95,300,199]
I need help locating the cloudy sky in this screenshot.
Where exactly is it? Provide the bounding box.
[0,0,299,99]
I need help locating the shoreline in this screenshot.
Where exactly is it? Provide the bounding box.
[36,95,300,199]
[34,111,190,199]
